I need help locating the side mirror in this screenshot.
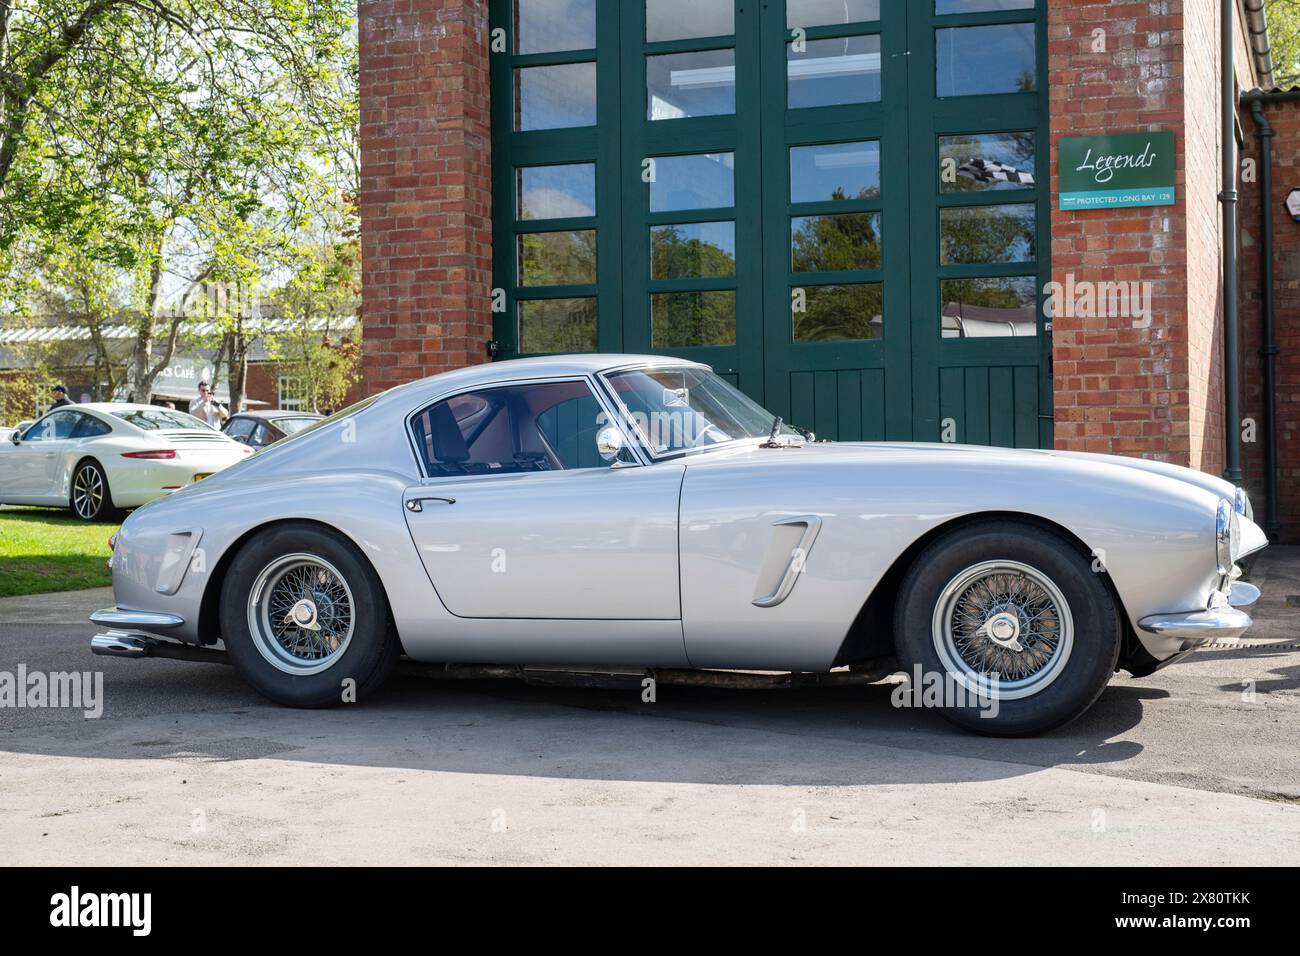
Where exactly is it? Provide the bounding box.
[596,425,625,463]
[9,430,20,445]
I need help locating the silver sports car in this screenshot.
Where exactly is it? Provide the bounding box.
[90,355,1267,735]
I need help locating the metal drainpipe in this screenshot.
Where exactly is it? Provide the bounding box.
[1245,94,1284,540]
[1222,0,1243,483]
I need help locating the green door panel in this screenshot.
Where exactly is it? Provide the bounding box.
[488,0,1051,448]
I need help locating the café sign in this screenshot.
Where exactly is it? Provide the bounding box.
[1058,131,1174,210]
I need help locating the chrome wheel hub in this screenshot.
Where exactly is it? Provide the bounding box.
[932,560,1074,701]
[248,554,355,675]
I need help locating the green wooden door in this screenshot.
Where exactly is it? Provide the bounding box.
[489,0,1050,446]
[906,0,1051,447]
[758,1,912,440]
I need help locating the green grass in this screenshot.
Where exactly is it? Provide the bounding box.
[0,508,119,597]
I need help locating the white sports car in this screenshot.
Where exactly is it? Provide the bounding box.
[0,403,252,521]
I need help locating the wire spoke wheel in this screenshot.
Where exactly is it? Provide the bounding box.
[247,553,356,675]
[931,560,1074,701]
[72,465,104,519]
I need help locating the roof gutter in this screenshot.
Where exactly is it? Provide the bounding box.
[1242,0,1274,89]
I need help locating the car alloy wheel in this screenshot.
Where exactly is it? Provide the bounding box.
[246,553,356,675]
[931,559,1074,701]
[72,463,105,520]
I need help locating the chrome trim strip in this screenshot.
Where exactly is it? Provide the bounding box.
[89,607,184,629]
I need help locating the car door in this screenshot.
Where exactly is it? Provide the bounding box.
[1,412,75,500]
[401,377,684,620]
[35,410,82,499]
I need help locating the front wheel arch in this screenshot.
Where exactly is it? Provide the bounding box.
[197,517,403,654]
[833,510,1132,668]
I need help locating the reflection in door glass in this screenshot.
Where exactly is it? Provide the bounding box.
[517,231,597,286]
[936,24,1036,97]
[651,222,736,279]
[788,35,882,109]
[940,276,1037,338]
[791,213,882,272]
[647,49,736,120]
[517,164,596,220]
[938,133,1035,192]
[786,0,880,28]
[790,141,880,202]
[645,0,734,42]
[518,298,598,353]
[514,0,596,53]
[939,204,1035,264]
[649,153,735,211]
[792,283,882,341]
[651,290,736,346]
[515,63,597,129]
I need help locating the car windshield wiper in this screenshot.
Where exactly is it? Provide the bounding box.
[760,416,789,448]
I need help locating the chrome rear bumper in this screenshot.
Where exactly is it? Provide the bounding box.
[1137,582,1260,642]
[89,607,184,629]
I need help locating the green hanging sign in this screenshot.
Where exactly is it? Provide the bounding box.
[1058,131,1175,210]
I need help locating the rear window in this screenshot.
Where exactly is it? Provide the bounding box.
[111,408,212,431]
[272,416,320,436]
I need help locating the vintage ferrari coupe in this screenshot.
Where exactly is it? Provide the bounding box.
[91,355,1267,735]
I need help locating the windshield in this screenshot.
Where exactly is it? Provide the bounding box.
[111,408,213,431]
[603,366,799,456]
[272,416,320,436]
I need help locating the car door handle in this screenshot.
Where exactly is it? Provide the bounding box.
[406,496,456,512]
[752,515,822,608]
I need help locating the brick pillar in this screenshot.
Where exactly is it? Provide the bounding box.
[1047,0,1249,473]
[1240,99,1300,542]
[359,0,492,395]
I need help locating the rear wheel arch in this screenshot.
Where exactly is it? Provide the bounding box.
[197,518,402,652]
[69,455,119,520]
[833,510,1129,667]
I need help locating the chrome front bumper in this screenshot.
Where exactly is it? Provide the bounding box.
[1137,582,1260,642]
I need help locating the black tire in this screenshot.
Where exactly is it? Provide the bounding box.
[220,522,400,707]
[893,519,1122,736]
[69,459,120,522]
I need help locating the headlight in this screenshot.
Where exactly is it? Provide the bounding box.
[1216,498,1239,576]
[1233,486,1252,519]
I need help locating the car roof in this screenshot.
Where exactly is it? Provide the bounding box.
[230,410,323,420]
[42,402,163,416]
[373,353,710,409]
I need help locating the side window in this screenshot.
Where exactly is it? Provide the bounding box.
[28,411,78,441]
[411,380,619,476]
[70,414,111,439]
[22,416,56,441]
[251,423,274,446]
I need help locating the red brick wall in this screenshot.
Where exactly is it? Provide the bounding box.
[1048,0,1246,474]
[1239,98,1300,542]
[358,0,492,395]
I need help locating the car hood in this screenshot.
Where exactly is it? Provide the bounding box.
[699,439,1240,505]
[861,442,1238,503]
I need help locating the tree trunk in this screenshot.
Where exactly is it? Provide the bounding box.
[229,328,248,415]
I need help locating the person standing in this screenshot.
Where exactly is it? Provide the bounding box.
[188,381,229,427]
[49,385,74,409]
